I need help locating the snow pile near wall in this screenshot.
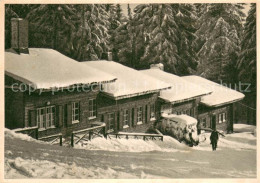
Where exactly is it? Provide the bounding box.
[5,128,38,142]
[75,136,187,153]
[5,157,137,179]
[233,124,256,133]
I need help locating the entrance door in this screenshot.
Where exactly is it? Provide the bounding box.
[211,115,216,130]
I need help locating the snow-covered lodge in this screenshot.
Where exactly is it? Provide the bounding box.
[82,61,170,133]
[183,76,245,132]
[5,18,245,139]
[141,65,245,133]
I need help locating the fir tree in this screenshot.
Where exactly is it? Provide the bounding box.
[134,4,180,73]
[196,3,245,83]
[71,4,110,61]
[26,5,77,50]
[237,4,256,124]
[237,3,256,87]
[172,4,199,74]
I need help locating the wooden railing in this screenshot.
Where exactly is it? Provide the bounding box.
[71,124,106,147]
[110,132,163,141]
[14,126,39,139]
[38,133,63,146]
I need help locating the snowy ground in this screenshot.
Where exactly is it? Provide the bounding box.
[4,124,256,179]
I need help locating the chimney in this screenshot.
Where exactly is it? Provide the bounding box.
[11,18,29,54]
[150,63,164,70]
[107,52,112,61]
[101,52,113,61]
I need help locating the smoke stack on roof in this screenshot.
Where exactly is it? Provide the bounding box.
[11,18,29,54]
[150,63,164,71]
[101,52,113,61]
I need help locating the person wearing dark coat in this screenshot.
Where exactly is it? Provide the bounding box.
[210,129,219,151]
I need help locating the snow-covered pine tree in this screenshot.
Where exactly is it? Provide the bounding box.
[71,4,110,61]
[172,4,198,74]
[237,3,256,89]
[196,4,245,83]
[106,4,124,62]
[114,4,145,68]
[134,4,180,73]
[26,5,77,50]
[237,4,256,124]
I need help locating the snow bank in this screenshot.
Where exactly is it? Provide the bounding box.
[5,128,38,142]
[233,124,256,133]
[5,157,137,179]
[74,136,186,153]
[199,132,256,151]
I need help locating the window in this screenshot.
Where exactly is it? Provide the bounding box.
[186,109,190,116]
[108,113,115,132]
[37,106,55,130]
[72,102,80,123]
[202,118,207,127]
[150,104,155,120]
[89,99,97,119]
[223,113,226,122]
[137,106,143,124]
[123,109,129,127]
[190,108,194,117]
[218,113,226,123]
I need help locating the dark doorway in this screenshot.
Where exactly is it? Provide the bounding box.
[211,115,216,130]
[132,108,134,126]
[145,105,148,123]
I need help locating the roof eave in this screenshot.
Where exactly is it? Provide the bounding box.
[102,86,171,100]
[159,91,213,104]
[200,97,245,107]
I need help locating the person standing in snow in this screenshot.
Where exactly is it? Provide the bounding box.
[210,129,219,151]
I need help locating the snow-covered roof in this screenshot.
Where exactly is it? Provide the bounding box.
[82,61,171,100]
[141,69,212,103]
[5,48,116,89]
[182,75,245,107]
[161,113,198,125]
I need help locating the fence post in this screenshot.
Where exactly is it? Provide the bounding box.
[35,128,38,140]
[71,133,74,147]
[59,135,62,146]
[89,131,92,140]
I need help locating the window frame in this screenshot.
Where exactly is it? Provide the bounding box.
[72,102,80,124]
[37,105,55,130]
[150,103,156,120]
[137,106,143,124]
[108,112,115,132]
[123,109,129,127]
[88,98,97,119]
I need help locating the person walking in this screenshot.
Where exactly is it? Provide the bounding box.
[210,129,219,151]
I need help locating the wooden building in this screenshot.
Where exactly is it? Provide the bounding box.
[141,68,211,119]
[183,76,245,132]
[5,19,118,137]
[82,61,171,133]
[142,66,245,133]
